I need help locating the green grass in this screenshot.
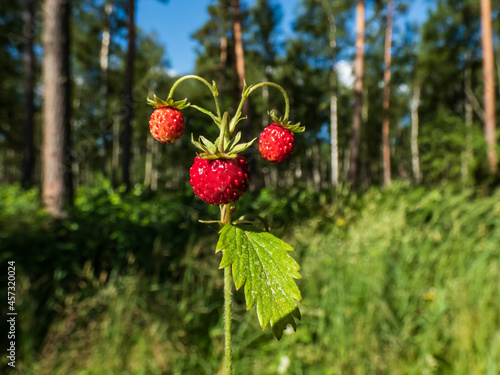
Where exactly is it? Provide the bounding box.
[1,183,499,374]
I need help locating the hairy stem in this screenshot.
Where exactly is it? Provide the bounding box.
[221,204,232,374]
[168,74,222,119]
[229,82,290,133]
[224,266,232,374]
[249,82,290,120]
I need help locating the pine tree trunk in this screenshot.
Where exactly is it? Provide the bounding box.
[382,0,394,187]
[330,93,338,186]
[411,84,422,184]
[232,0,248,119]
[99,0,112,177]
[480,0,497,175]
[496,46,500,96]
[122,0,135,189]
[220,34,228,95]
[42,0,73,217]
[323,0,339,187]
[232,0,245,91]
[22,0,36,188]
[348,0,365,189]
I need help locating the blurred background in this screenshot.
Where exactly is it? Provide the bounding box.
[1,0,500,373]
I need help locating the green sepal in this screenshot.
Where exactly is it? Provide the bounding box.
[227,138,257,155]
[191,134,214,155]
[224,132,242,152]
[200,136,217,155]
[216,224,302,340]
[197,153,228,160]
[147,94,190,110]
[268,110,305,133]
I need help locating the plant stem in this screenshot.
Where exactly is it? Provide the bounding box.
[221,204,232,374]
[224,265,232,374]
[168,74,222,119]
[248,82,290,121]
[229,81,290,133]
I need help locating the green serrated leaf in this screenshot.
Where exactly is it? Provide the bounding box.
[216,224,302,340]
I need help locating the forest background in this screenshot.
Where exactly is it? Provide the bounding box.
[1,0,500,373]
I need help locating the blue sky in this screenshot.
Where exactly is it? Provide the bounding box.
[137,0,432,75]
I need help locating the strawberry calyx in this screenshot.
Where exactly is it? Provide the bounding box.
[268,110,305,133]
[191,111,256,160]
[191,133,256,160]
[147,94,190,110]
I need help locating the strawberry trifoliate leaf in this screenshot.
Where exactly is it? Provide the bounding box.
[216,224,302,340]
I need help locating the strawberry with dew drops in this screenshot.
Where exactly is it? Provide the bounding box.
[189,113,255,205]
[147,95,190,144]
[258,111,305,163]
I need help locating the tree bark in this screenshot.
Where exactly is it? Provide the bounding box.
[382,0,394,188]
[322,0,339,187]
[480,0,497,175]
[411,84,422,184]
[22,0,36,188]
[99,0,112,177]
[232,0,248,119]
[42,0,73,217]
[122,0,135,190]
[348,0,365,189]
[233,0,245,92]
[219,34,228,94]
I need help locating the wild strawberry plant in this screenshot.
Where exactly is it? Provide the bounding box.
[147,75,304,374]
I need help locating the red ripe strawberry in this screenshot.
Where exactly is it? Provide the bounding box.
[258,124,294,162]
[149,107,184,144]
[189,155,250,205]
